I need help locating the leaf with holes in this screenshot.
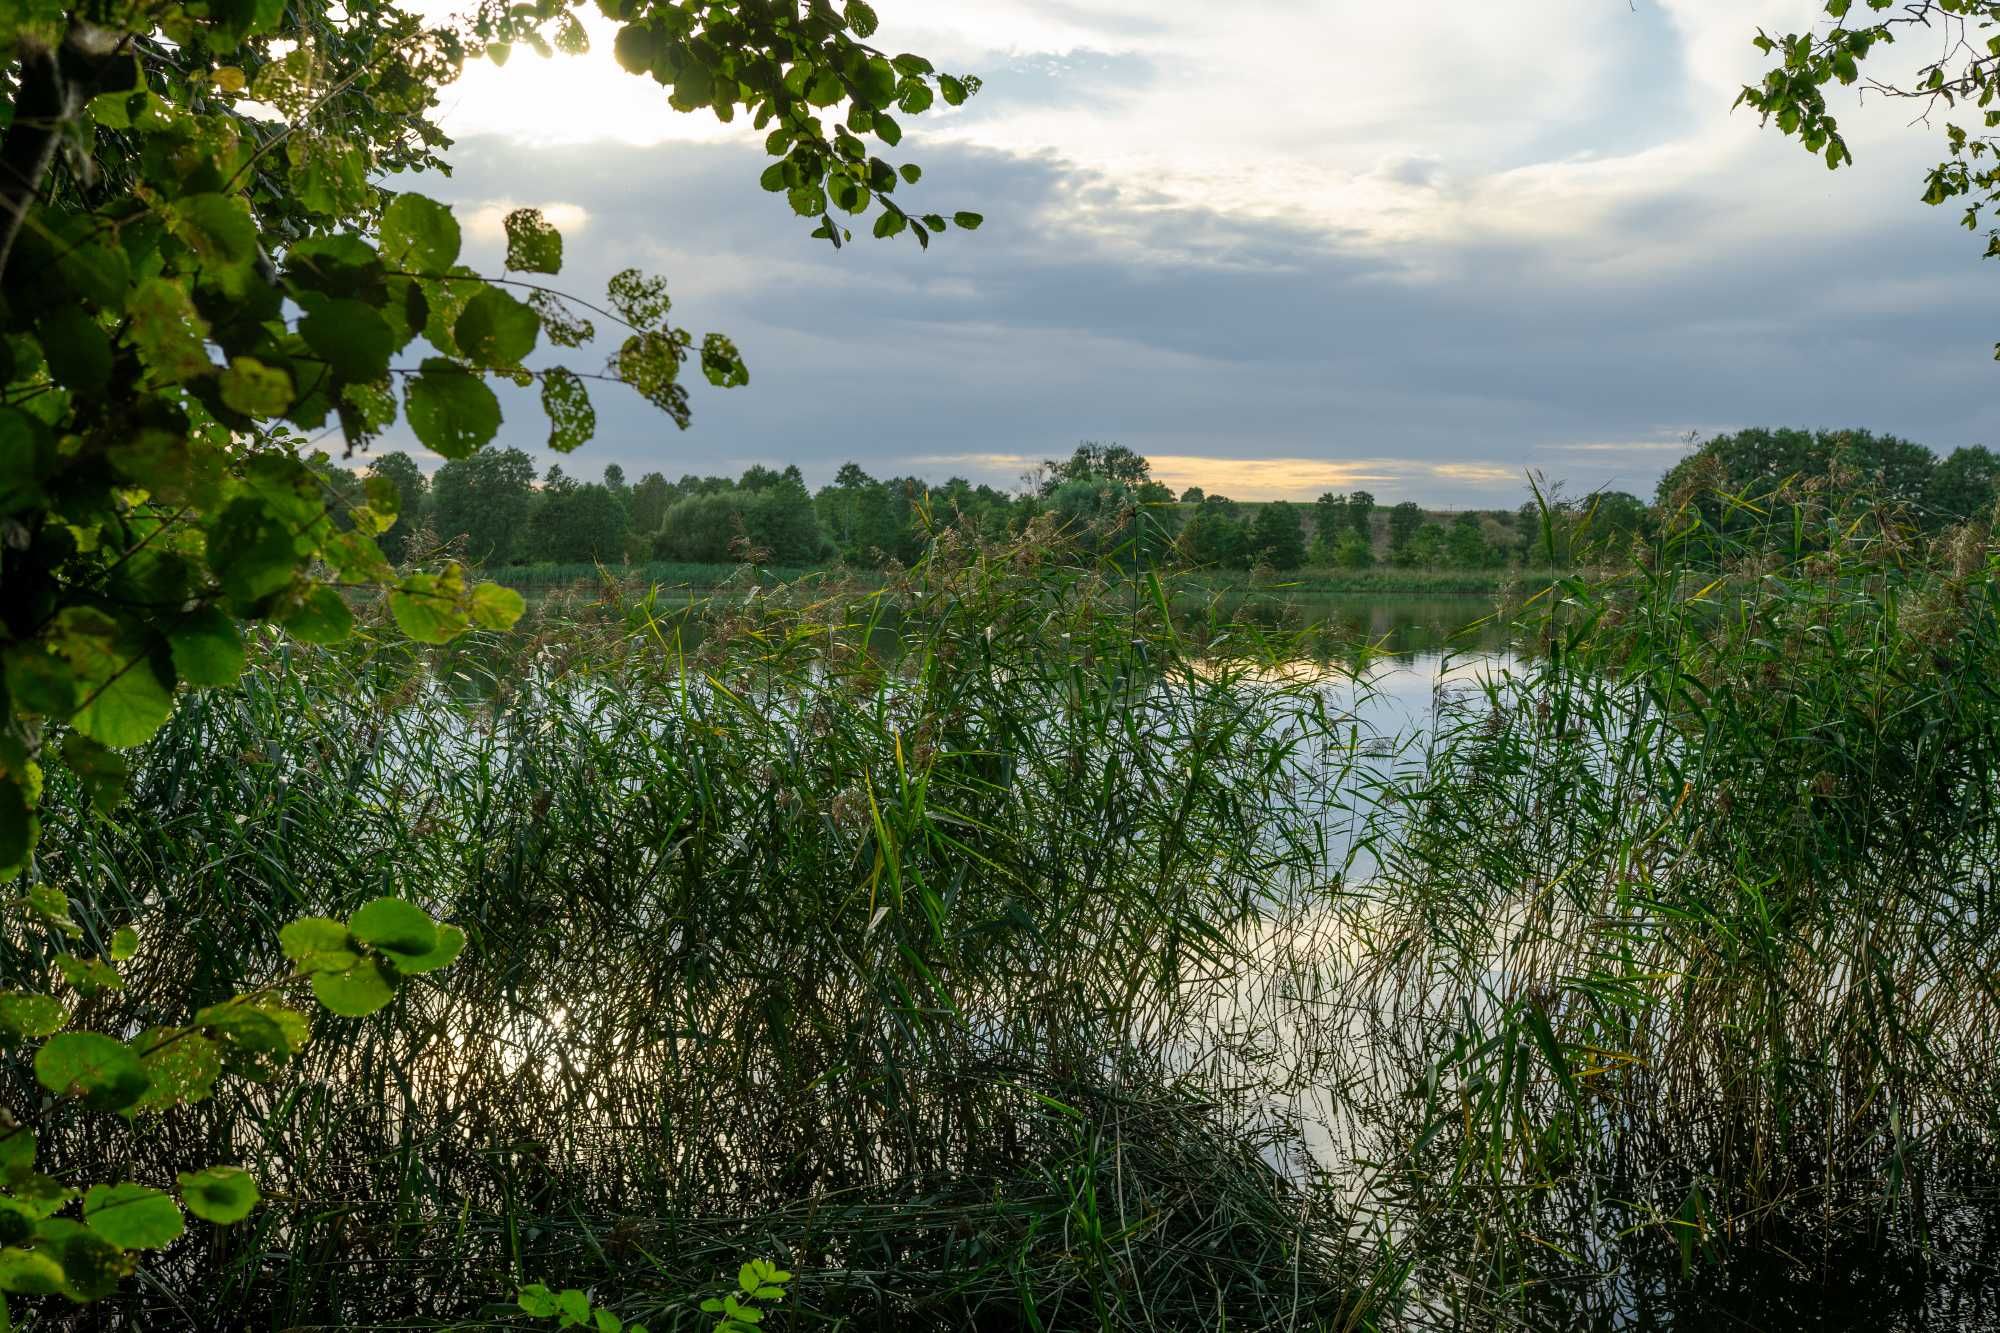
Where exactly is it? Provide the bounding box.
[541,366,596,453]
[504,208,563,274]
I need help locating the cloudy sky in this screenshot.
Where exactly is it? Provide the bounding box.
[374,0,2000,504]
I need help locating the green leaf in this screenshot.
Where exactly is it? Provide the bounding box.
[126,278,213,382]
[558,1289,591,1323]
[72,651,173,750]
[286,234,387,297]
[0,992,68,1042]
[219,356,295,417]
[606,269,673,327]
[0,1125,35,1178]
[613,22,655,74]
[454,287,540,367]
[541,366,596,453]
[829,176,870,214]
[8,1176,75,1221]
[0,776,36,883]
[310,958,398,1017]
[172,193,260,272]
[807,69,844,107]
[34,1034,149,1112]
[405,360,501,460]
[177,1167,260,1224]
[205,495,305,602]
[470,582,525,631]
[0,1247,65,1295]
[63,730,130,815]
[279,918,361,973]
[387,922,465,975]
[349,898,438,956]
[37,305,112,395]
[83,1184,184,1250]
[300,298,397,383]
[196,998,308,1057]
[390,571,470,643]
[380,193,461,272]
[24,884,73,933]
[0,407,53,513]
[280,584,356,644]
[48,1226,124,1301]
[3,645,72,716]
[55,952,123,995]
[618,331,682,396]
[109,926,139,961]
[504,208,564,274]
[857,56,898,109]
[952,211,984,230]
[132,1027,222,1111]
[520,1283,561,1316]
[168,606,246,687]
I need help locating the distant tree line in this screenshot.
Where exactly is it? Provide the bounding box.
[356,427,2000,573]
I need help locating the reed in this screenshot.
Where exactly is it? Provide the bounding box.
[16,531,1393,1330]
[12,496,1999,1329]
[1255,487,2000,1325]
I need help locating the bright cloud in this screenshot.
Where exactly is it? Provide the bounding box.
[370,3,2000,505]
[459,200,591,242]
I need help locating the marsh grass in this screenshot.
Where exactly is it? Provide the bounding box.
[12,497,2000,1330]
[17,534,1395,1330]
[1271,489,2000,1324]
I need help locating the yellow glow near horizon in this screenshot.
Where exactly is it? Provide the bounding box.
[1144,455,1517,502]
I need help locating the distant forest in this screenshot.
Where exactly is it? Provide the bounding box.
[351,429,2000,574]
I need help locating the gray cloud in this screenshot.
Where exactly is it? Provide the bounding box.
[360,132,2000,506]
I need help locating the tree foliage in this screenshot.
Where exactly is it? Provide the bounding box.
[0,0,974,1311]
[1249,500,1306,569]
[1656,427,1991,533]
[1744,1,2000,356]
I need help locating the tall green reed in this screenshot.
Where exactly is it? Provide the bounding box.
[15,491,1997,1331]
[1269,485,2000,1324]
[15,530,1395,1330]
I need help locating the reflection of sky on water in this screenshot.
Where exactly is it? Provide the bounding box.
[1326,649,1514,742]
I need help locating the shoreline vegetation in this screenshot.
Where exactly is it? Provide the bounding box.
[490,558,1551,599]
[17,470,2000,1329]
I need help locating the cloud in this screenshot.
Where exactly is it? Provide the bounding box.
[1538,439,1705,455]
[459,201,591,243]
[346,2,2000,506]
[344,129,2000,506]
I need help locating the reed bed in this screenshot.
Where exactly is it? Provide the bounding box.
[10,503,2000,1329]
[15,535,1392,1330]
[1240,497,2000,1326]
